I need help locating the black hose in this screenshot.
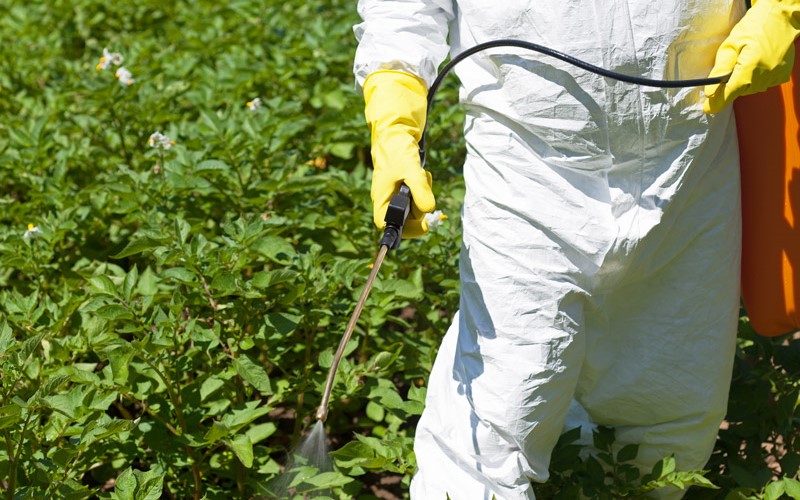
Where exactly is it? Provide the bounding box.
[420,39,731,166]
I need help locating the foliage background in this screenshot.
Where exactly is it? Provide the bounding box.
[0,0,797,498]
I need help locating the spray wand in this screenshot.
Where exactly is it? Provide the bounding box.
[316,185,412,422]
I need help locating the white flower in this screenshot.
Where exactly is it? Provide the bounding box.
[246,97,262,111]
[96,48,123,71]
[423,210,448,229]
[96,49,133,85]
[148,131,174,150]
[23,223,41,241]
[115,67,134,86]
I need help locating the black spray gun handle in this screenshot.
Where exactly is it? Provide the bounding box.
[379,184,412,250]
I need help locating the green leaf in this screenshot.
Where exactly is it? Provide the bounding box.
[111,467,163,500]
[200,376,225,401]
[616,444,639,463]
[239,336,255,351]
[21,332,45,361]
[784,478,800,499]
[108,343,136,385]
[0,404,22,430]
[252,236,296,263]
[353,434,393,458]
[136,267,159,296]
[112,238,165,259]
[318,349,333,369]
[8,126,33,147]
[368,351,397,372]
[556,426,582,446]
[250,269,300,289]
[597,451,614,466]
[368,386,404,411]
[592,425,615,453]
[330,142,355,159]
[658,456,677,478]
[302,471,353,489]
[286,465,322,489]
[0,321,14,352]
[122,265,138,301]
[90,419,135,442]
[246,422,277,444]
[322,88,346,110]
[96,304,133,321]
[196,159,230,172]
[221,401,271,430]
[6,290,37,316]
[264,312,301,336]
[36,374,70,398]
[330,441,387,469]
[765,481,786,500]
[389,278,422,300]
[365,401,384,422]
[211,272,238,294]
[407,385,427,404]
[585,456,606,484]
[678,472,718,489]
[133,468,164,500]
[89,275,118,296]
[229,434,254,467]
[199,108,225,134]
[51,447,79,468]
[174,217,191,245]
[204,421,230,443]
[162,267,196,284]
[113,468,137,500]
[233,355,272,394]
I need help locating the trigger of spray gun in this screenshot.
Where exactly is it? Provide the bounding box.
[380,184,413,249]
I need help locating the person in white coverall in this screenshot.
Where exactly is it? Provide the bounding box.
[354,0,800,498]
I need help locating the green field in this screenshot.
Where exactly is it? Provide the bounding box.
[0,1,797,498]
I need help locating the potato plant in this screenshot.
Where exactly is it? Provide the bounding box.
[0,1,797,499]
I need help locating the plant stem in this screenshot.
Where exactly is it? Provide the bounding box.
[6,409,33,500]
[44,447,84,500]
[2,429,14,500]
[294,390,305,439]
[119,393,180,436]
[139,356,186,431]
[197,272,219,311]
[294,322,314,438]
[191,460,202,500]
[136,355,203,499]
[108,106,131,164]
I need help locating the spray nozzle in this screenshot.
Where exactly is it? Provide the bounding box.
[379,184,412,250]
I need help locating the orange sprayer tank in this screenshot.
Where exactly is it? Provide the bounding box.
[734,40,800,337]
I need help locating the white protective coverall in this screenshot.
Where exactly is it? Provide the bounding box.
[355,1,744,498]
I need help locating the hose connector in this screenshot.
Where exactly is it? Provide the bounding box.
[380,184,412,249]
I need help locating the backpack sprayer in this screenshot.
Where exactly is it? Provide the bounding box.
[314,40,730,423]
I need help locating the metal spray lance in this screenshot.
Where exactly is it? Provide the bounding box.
[315,184,412,422]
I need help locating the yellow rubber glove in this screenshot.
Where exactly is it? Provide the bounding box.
[363,70,435,238]
[704,0,800,114]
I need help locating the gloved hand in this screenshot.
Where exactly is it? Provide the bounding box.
[704,0,800,114]
[363,70,435,237]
